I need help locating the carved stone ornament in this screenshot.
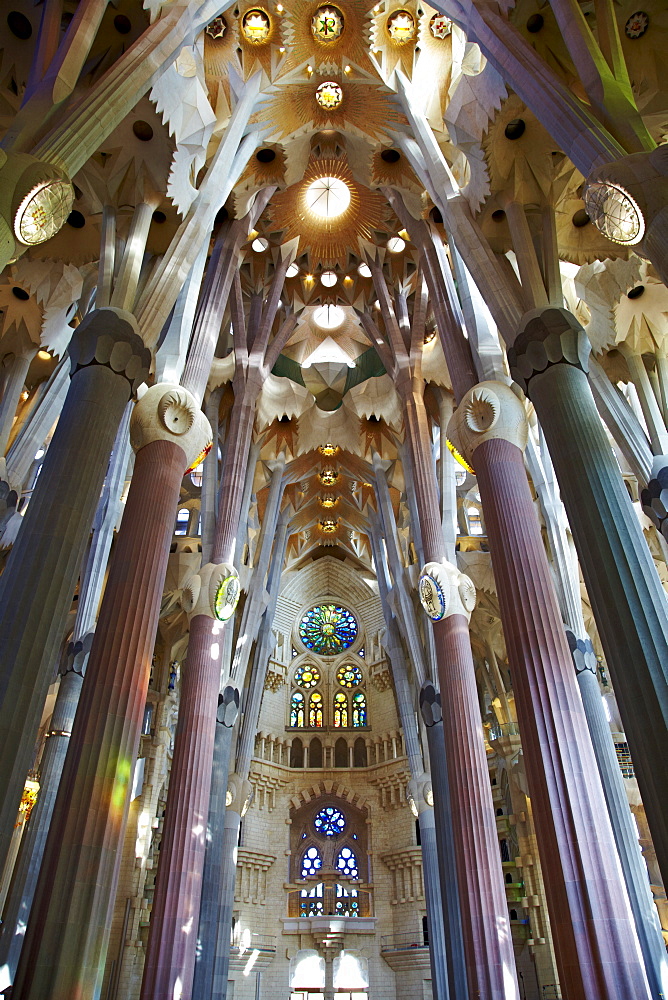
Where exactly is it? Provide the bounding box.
[407,774,433,814]
[180,561,241,623]
[130,383,212,468]
[507,308,592,395]
[226,773,253,815]
[68,307,152,395]
[565,631,598,676]
[419,682,442,727]
[447,380,528,466]
[217,685,240,727]
[418,560,476,623]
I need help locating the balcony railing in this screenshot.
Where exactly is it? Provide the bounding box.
[380,931,428,952]
[611,734,635,779]
[488,721,521,742]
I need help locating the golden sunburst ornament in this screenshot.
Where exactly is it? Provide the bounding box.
[311,5,344,41]
[315,80,343,110]
[241,8,271,43]
[387,10,416,42]
[318,442,339,455]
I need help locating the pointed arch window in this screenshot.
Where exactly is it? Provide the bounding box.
[291,691,305,727]
[301,846,323,877]
[333,691,348,728]
[309,691,323,727]
[352,691,367,727]
[175,508,190,535]
[299,883,324,916]
[336,846,358,878]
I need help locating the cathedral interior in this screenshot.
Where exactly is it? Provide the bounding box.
[0,0,668,998]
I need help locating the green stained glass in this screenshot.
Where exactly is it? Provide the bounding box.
[299,604,358,655]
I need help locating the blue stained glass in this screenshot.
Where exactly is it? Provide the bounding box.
[314,806,346,836]
[301,846,323,876]
[299,604,358,655]
[336,846,358,878]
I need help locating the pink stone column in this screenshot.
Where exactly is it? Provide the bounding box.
[454,382,650,1000]
[400,378,519,1000]
[12,437,189,1000]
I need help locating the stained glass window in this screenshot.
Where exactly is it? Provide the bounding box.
[352,692,367,727]
[301,846,323,877]
[335,884,359,916]
[314,806,346,836]
[337,846,358,878]
[294,665,320,688]
[175,508,190,535]
[299,604,358,655]
[309,691,323,727]
[334,692,348,728]
[337,664,362,688]
[300,883,323,916]
[291,691,305,727]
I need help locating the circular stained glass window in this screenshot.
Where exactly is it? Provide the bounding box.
[312,5,344,41]
[299,604,358,655]
[387,9,416,43]
[314,805,346,836]
[337,664,363,688]
[241,8,271,43]
[337,846,359,877]
[583,180,645,245]
[315,81,343,110]
[294,665,321,688]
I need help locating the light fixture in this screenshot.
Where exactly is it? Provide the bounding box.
[398,228,410,240]
[13,180,74,247]
[344,64,351,73]
[319,467,339,485]
[320,270,337,287]
[305,176,351,219]
[241,8,271,43]
[251,236,269,252]
[320,518,338,532]
[319,494,338,508]
[387,9,416,42]
[424,329,437,345]
[357,262,372,278]
[37,349,52,360]
[318,442,339,455]
[315,80,343,110]
[276,2,284,10]
[34,449,45,460]
[583,180,646,245]
[311,5,344,41]
[286,262,299,278]
[387,236,405,253]
[313,304,345,329]
[429,13,452,38]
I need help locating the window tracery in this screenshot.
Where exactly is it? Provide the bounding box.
[352,691,367,727]
[301,846,323,877]
[309,691,323,727]
[290,691,305,727]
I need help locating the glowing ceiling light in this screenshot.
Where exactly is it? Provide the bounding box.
[387,9,416,42]
[320,270,338,287]
[305,176,351,219]
[241,8,271,43]
[387,236,406,253]
[286,262,299,277]
[357,262,372,278]
[313,304,345,329]
[315,80,343,110]
[251,237,269,252]
[318,442,339,455]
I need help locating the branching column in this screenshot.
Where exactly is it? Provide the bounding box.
[12,386,209,1000]
[399,375,519,1000]
[0,308,150,877]
[508,308,668,886]
[449,379,651,1000]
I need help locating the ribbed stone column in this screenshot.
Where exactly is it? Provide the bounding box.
[449,379,651,1000]
[420,686,469,1000]
[508,307,668,886]
[12,385,208,1000]
[0,347,37,455]
[399,376,518,1000]
[0,308,150,877]
[192,687,240,1000]
[566,633,668,1000]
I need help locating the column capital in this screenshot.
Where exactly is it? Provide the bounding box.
[226,773,253,815]
[640,461,668,541]
[407,774,434,816]
[448,380,528,466]
[181,562,241,624]
[507,307,591,394]
[68,307,151,396]
[419,682,442,727]
[565,631,598,677]
[61,631,94,677]
[130,383,212,470]
[418,560,476,623]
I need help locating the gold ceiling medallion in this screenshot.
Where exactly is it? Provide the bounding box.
[387,9,416,42]
[319,518,338,532]
[318,442,339,455]
[429,13,452,39]
[241,8,271,43]
[311,5,344,42]
[205,15,227,38]
[315,80,343,110]
[319,466,339,485]
[319,494,338,508]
